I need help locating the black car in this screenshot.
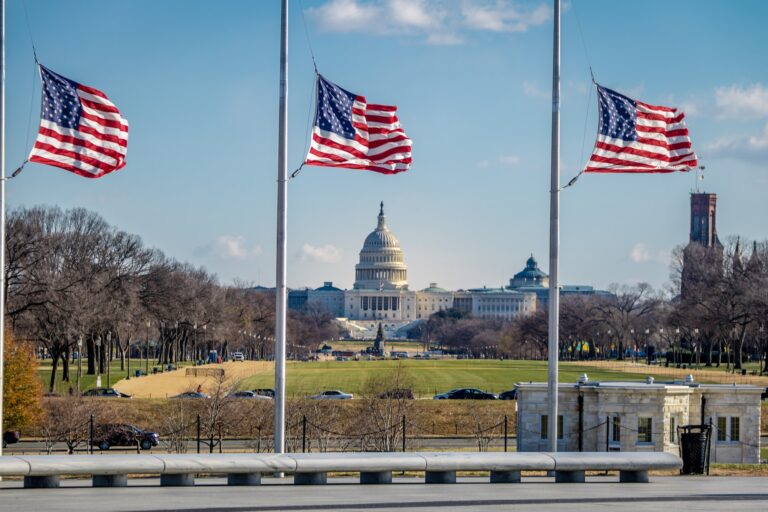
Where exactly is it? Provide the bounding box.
[433,388,498,400]
[93,424,159,451]
[2,431,20,449]
[499,388,519,400]
[252,388,276,398]
[82,387,132,398]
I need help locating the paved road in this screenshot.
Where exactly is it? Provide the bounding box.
[1,476,767,511]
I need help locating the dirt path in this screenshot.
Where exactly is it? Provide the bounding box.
[112,361,272,398]
[578,360,768,386]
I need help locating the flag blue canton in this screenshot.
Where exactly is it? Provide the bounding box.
[597,86,637,142]
[39,66,82,130]
[315,75,357,139]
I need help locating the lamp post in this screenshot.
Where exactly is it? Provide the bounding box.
[193,324,198,363]
[77,336,83,392]
[106,332,112,387]
[145,321,150,374]
[95,336,102,388]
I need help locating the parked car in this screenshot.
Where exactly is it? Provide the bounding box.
[82,387,132,398]
[171,392,210,399]
[377,388,415,400]
[499,387,519,400]
[2,431,20,449]
[252,388,275,398]
[93,424,159,451]
[433,388,497,400]
[310,390,353,400]
[232,352,245,362]
[228,390,272,399]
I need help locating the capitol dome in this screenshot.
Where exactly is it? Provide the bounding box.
[354,202,408,290]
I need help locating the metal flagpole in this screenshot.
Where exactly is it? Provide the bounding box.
[546,0,560,452]
[273,0,288,458]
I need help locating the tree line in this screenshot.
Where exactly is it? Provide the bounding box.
[411,238,768,374]
[6,206,339,392]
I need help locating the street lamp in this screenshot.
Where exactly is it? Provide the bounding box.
[106,332,112,387]
[95,336,102,388]
[77,336,83,392]
[145,320,151,374]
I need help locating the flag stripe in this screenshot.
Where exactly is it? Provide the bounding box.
[585,84,697,174]
[304,75,411,175]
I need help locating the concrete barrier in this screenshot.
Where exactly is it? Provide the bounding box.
[0,451,682,488]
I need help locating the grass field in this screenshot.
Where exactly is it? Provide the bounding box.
[238,359,653,397]
[38,358,194,395]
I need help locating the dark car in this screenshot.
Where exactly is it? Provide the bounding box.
[82,387,131,398]
[433,388,498,400]
[377,388,415,400]
[252,388,276,398]
[499,387,519,400]
[2,431,20,449]
[171,392,210,399]
[93,424,159,451]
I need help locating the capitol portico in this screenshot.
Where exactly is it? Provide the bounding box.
[289,202,601,339]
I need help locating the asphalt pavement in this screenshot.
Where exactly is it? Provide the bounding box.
[1,476,767,511]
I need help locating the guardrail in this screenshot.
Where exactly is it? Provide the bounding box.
[0,451,682,488]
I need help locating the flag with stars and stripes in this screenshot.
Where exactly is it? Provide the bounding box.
[584,85,697,173]
[28,65,129,178]
[304,75,412,174]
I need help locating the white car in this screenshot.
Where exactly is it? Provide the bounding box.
[232,352,245,362]
[310,390,353,400]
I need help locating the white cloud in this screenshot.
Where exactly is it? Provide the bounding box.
[307,0,380,32]
[629,243,669,264]
[523,80,548,99]
[630,243,650,263]
[715,84,768,119]
[301,243,343,263]
[307,0,550,44]
[477,154,521,168]
[706,122,768,163]
[211,235,262,261]
[388,0,439,29]
[498,154,521,166]
[461,1,551,33]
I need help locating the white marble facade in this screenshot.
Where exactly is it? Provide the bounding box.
[516,379,762,464]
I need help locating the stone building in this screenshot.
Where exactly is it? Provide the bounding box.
[516,377,762,464]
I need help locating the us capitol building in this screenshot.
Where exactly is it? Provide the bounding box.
[288,202,603,339]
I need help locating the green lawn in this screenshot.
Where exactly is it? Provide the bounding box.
[38,357,194,395]
[239,359,653,397]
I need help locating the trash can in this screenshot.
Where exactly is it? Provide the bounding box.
[678,424,712,475]
[135,369,142,378]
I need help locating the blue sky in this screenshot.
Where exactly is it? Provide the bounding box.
[5,0,767,293]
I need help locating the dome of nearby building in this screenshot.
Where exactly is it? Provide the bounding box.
[508,254,549,289]
[421,282,448,293]
[354,202,408,290]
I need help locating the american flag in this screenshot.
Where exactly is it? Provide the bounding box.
[585,85,697,173]
[304,75,412,174]
[28,65,129,178]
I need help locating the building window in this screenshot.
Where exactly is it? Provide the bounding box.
[669,416,677,444]
[540,415,563,440]
[637,417,653,444]
[611,415,621,444]
[717,416,740,442]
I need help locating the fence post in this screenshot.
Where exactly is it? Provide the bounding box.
[504,415,508,452]
[196,414,201,454]
[302,415,307,453]
[89,414,94,454]
[605,415,609,452]
[402,415,407,452]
